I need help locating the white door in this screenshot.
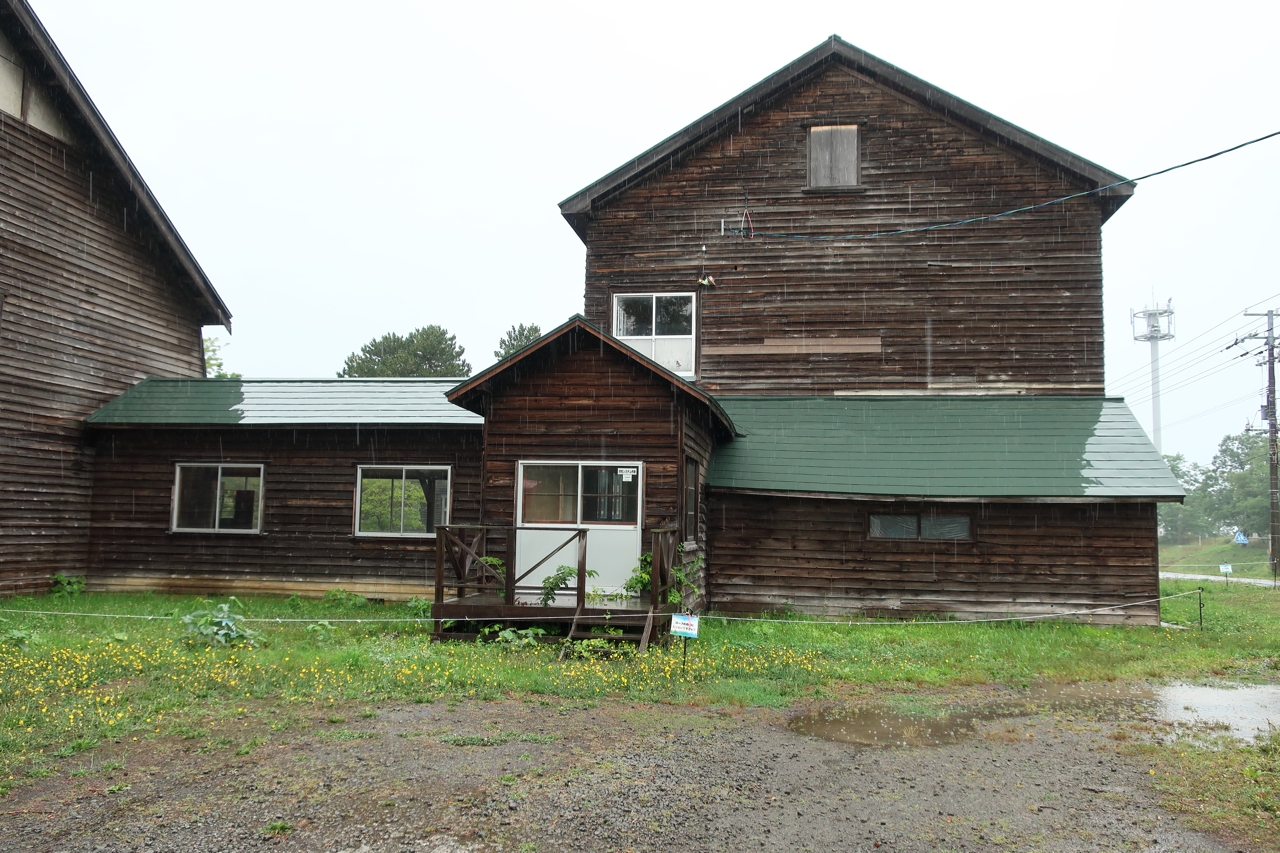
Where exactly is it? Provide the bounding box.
[515,461,643,597]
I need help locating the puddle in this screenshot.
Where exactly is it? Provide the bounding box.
[791,682,1280,748]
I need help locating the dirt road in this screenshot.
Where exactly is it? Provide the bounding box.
[1,687,1241,853]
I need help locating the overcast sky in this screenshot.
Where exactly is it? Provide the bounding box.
[30,0,1280,465]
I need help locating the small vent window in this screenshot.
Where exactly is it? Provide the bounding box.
[808,125,860,188]
[870,513,971,541]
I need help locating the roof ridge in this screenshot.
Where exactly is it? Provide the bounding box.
[559,35,1131,240]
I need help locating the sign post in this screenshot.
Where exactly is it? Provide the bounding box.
[1235,531,1249,546]
[1220,564,1233,587]
[670,613,699,674]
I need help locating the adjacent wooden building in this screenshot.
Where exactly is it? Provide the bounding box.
[0,0,230,594]
[84,379,481,599]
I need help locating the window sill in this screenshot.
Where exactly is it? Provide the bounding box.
[802,185,867,194]
[170,529,264,535]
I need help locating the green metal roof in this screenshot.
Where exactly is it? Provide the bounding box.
[707,396,1183,499]
[85,378,483,427]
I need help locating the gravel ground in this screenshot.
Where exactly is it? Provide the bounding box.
[0,687,1246,853]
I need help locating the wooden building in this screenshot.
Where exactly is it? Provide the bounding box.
[84,379,481,599]
[446,316,733,596]
[0,0,230,595]
[548,36,1182,623]
[15,27,1183,625]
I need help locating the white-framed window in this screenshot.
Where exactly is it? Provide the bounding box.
[172,464,264,534]
[518,461,642,528]
[808,125,860,188]
[869,512,971,541]
[612,293,696,377]
[355,465,451,537]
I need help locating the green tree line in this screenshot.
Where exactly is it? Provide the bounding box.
[1161,431,1270,543]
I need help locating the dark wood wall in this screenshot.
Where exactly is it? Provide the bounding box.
[582,63,1106,396]
[477,333,691,560]
[86,426,483,599]
[705,493,1160,624]
[1,103,206,594]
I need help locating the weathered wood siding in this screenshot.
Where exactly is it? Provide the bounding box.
[1,110,206,594]
[86,427,482,598]
[478,332,687,560]
[705,493,1159,624]
[680,407,714,607]
[583,63,1106,395]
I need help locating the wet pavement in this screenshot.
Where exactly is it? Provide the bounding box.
[791,681,1280,747]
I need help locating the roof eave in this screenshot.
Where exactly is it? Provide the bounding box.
[3,0,232,328]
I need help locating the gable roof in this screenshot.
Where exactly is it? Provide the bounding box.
[708,396,1183,501]
[559,35,1132,240]
[85,378,481,427]
[0,0,231,328]
[448,314,736,438]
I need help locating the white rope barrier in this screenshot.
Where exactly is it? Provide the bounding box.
[0,589,1204,629]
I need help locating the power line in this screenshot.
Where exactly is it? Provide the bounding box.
[1129,345,1266,406]
[1108,318,1265,396]
[727,131,1280,240]
[1121,338,1261,402]
[1119,337,1263,402]
[1161,390,1263,431]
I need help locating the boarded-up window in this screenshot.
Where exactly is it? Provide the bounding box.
[809,125,859,188]
[0,29,23,118]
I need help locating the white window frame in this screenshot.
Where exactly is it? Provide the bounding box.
[171,463,265,534]
[516,460,644,530]
[611,292,697,378]
[353,464,452,539]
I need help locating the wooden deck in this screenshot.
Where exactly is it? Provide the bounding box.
[432,525,682,649]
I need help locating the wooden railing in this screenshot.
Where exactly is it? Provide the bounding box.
[648,527,680,609]
[433,524,588,608]
[434,524,510,603]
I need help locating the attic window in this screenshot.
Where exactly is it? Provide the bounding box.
[808,125,860,188]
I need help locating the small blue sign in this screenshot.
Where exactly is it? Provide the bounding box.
[671,614,699,639]
[1235,531,1249,545]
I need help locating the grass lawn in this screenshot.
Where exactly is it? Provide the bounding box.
[1162,536,1276,579]
[2,580,1278,840]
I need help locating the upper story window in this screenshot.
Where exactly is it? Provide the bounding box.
[355,466,450,537]
[613,293,695,377]
[172,464,264,533]
[808,125,860,188]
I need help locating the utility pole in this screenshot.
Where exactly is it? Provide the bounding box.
[1244,309,1279,587]
[1133,301,1175,452]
